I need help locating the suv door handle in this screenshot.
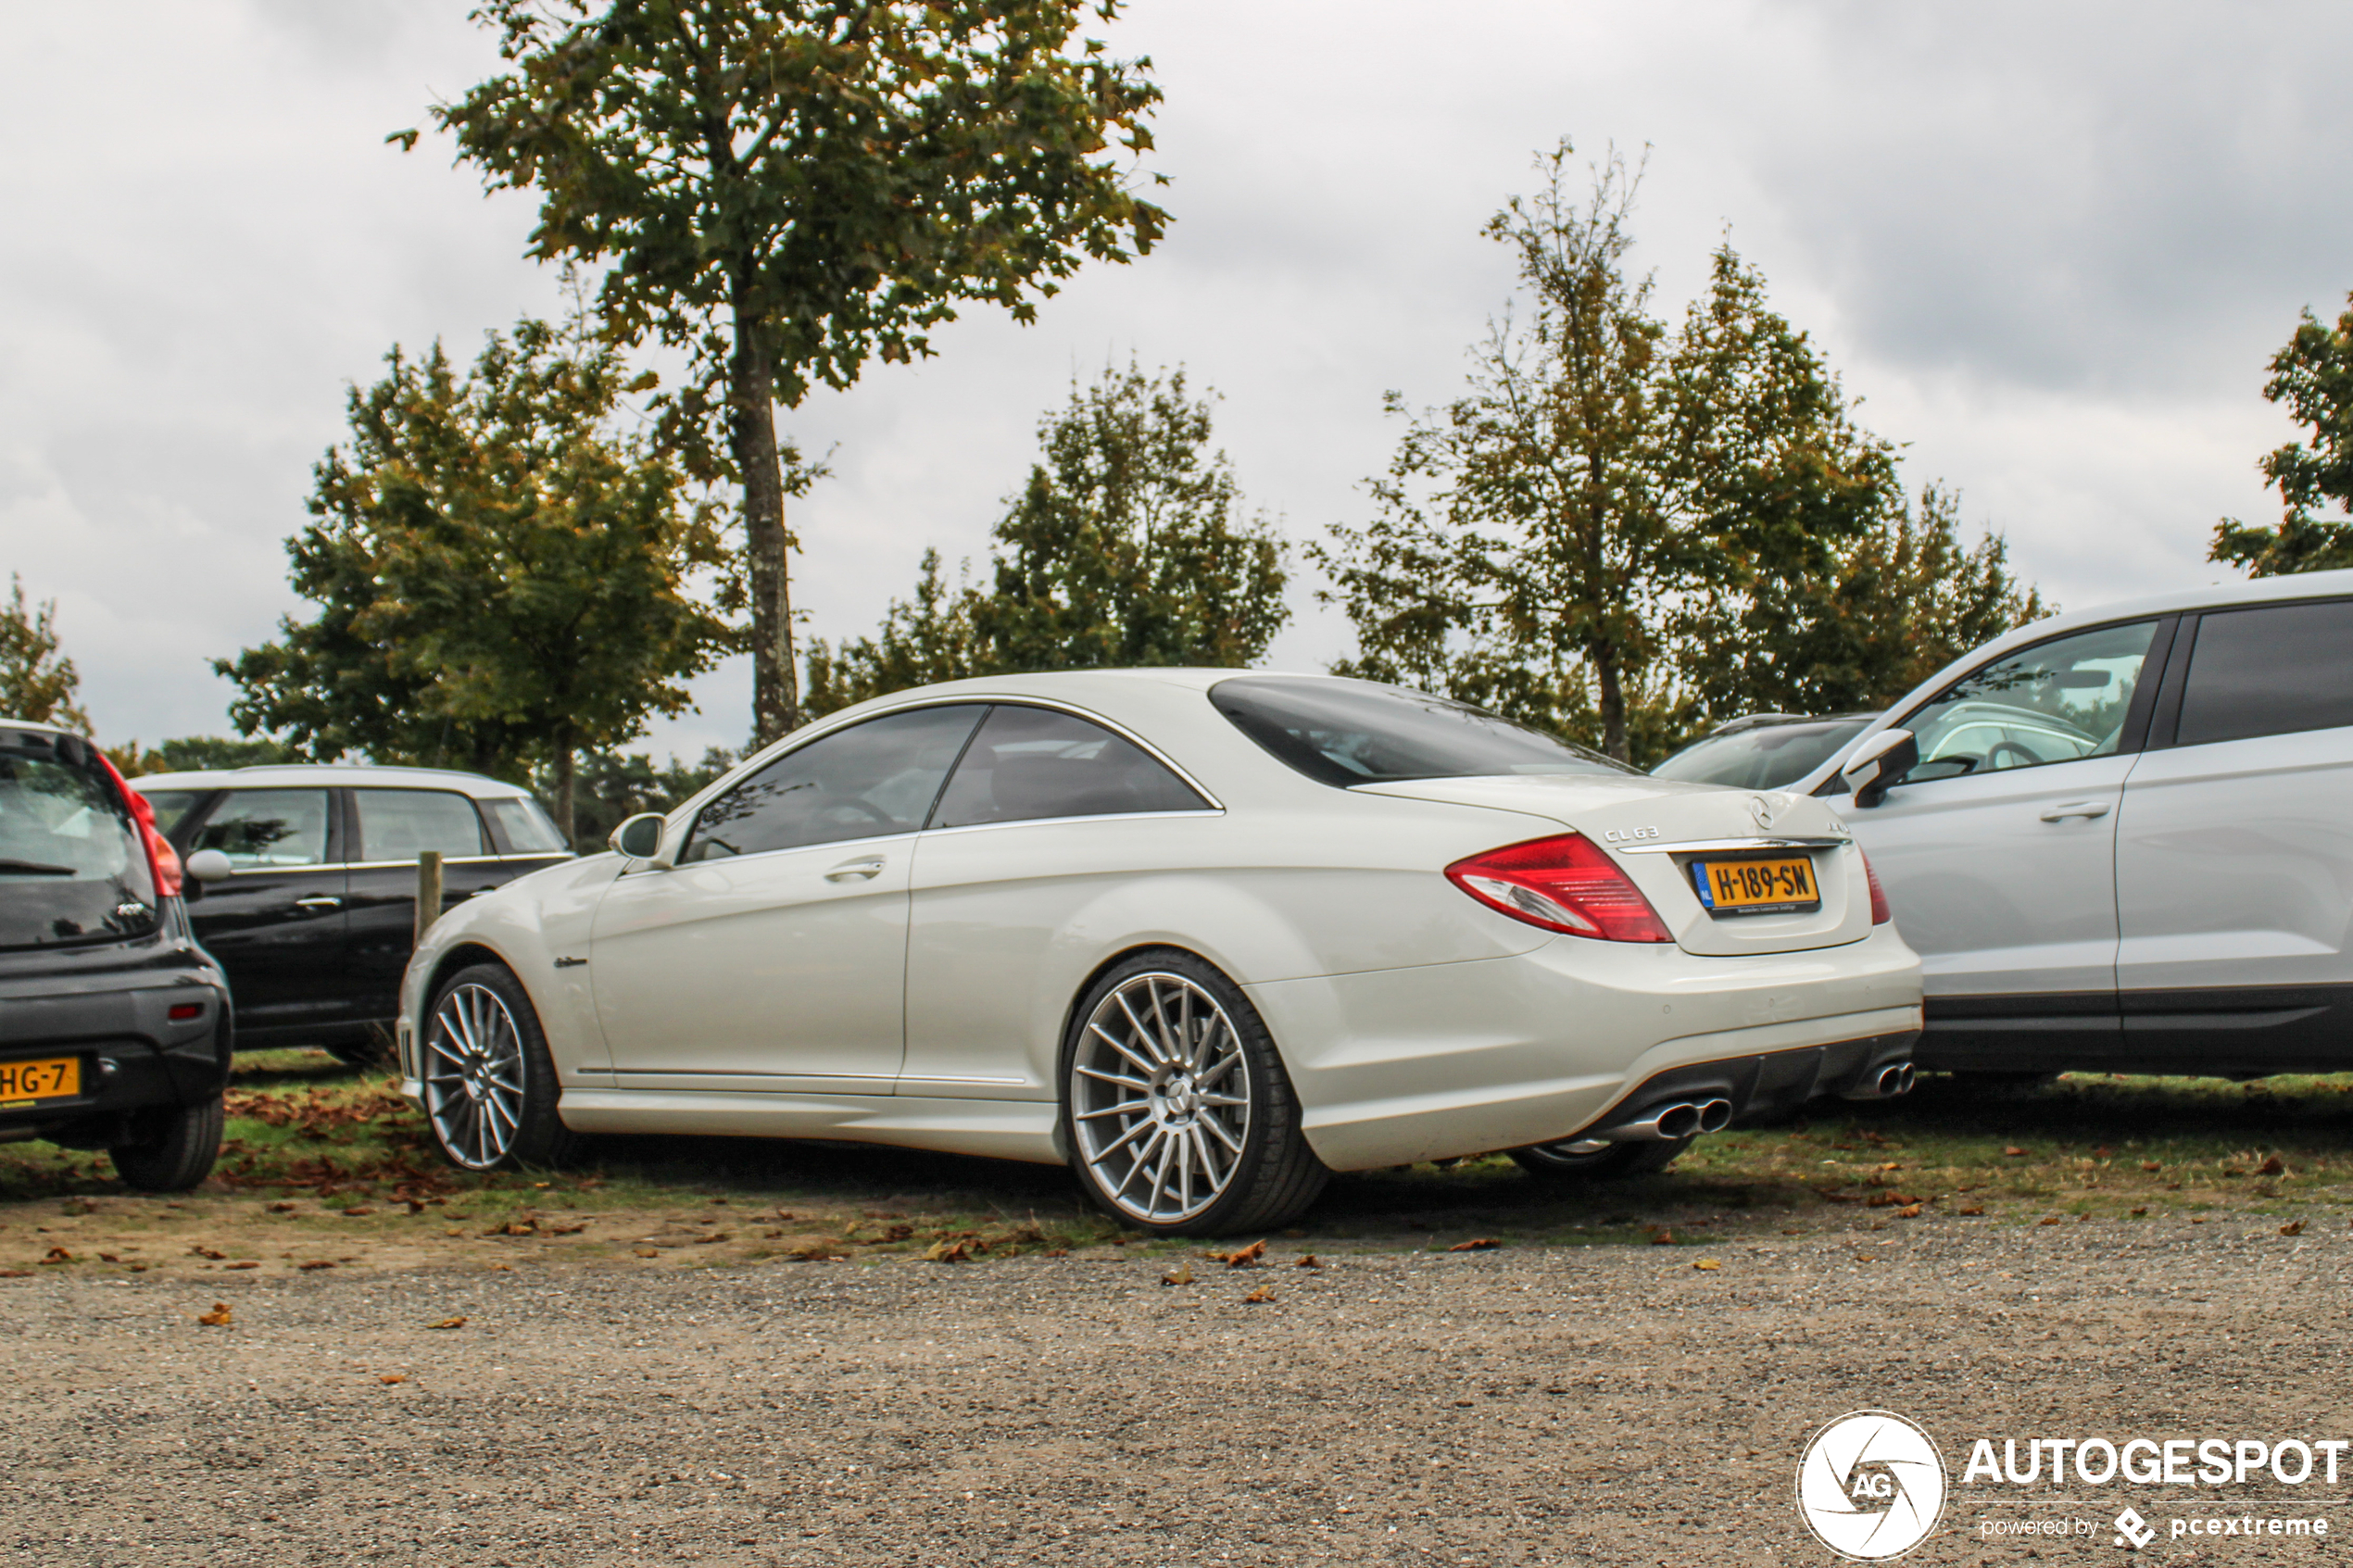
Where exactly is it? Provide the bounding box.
[293,894,344,910]
[824,856,887,882]
[2039,801,2112,822]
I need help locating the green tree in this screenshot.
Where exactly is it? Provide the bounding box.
[2211,290,2353,575]
[803,361,1290,714]
[424,0,1167,745]
[549,745,739,849]
[1680,484,2048,720]
[0,574,90,732]
[107,735,298,777]
[220,315,739,840]
[1316,143,1897,763]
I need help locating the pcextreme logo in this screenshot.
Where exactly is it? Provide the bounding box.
[1796,1410,1949,1561]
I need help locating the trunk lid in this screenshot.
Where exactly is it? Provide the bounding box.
[1351,774,1869,956]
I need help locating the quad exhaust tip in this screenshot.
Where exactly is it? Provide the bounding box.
[1594,1097,1735,1144]
[1841,1061,1917,1101]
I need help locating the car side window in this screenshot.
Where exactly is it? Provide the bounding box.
[190,789,332,868]
[930,706,1209,828]
[680,705,986,863]
[354,789,488,862]
[2175,599,2353,747]
[1898,620,2158,783]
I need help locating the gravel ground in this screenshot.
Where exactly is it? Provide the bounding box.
[3,1215,2348,1566]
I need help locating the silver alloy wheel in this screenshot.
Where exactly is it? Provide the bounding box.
[423,982,527,1170]
[1071,972,1252,1224]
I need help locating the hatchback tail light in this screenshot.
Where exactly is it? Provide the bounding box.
[98,754,182,898]
[1446,834,1672,943]
[1862,849,1892,925]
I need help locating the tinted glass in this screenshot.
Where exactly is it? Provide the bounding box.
[136,788,205,838]
[2176,599,2353,747]
[681,705,984,862]
[356,789,488,861]
[483,797,569,853]
[931,707,1209,828]
[0,742,157,949]
[1900,621,2157,781]
[1652,719,1875,790]
[192,789,331,867]
[1211,676,1629,788]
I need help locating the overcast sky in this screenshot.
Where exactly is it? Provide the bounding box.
[5,1,2348,759]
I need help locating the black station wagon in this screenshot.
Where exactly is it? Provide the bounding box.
[131,765,573,1062]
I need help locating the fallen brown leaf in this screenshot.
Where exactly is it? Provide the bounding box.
[2189,1216,2207,1224]
[923,1239,972,1263]
[2131,1207,2148,1216]
[1693,1259,1721,1271]
[187,1246,224,1261]
[378,1374,407,1385]
[2258,1155,2286,1176]
[1649,1231,1676,1246]
[0,1270,27,1278]
[1161,1263,1193,1286]
[545,1223,585,1236]
[1241,1284,1275,1303]
[2141,1161,2161,1173]
[37,1247,72,1265]
[1447,1237,1502,1252]
[2003,1147,2027,1157]
[225,1261,258,1271]
[1296,1254,1322,1270]
[195,1302,233,1327]
[297,1261,335,1272]
[340,1207,375,1218]
[1209,1239,1266,1269]
[426,1316,467,1330]
[2281,1221,2307,1236]
[1877,1161,1900,1172]
[1895,1204,1923,1220]
[2037,1216,2063,1226]
[632,1247,659,1259]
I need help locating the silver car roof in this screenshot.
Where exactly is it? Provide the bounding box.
[127,763,535,800]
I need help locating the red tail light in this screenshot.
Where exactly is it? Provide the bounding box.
[1862,849,1892,925]
[1446,834,1672,943]
[98,754,182,898]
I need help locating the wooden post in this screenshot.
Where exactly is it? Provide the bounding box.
[413,849,444,950]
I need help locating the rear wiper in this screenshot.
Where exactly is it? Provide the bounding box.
[0,859,78,876]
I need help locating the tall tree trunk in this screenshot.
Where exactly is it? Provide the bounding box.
[1594,643,1628,761]
[550,722,576,850]
[732,303,800,746]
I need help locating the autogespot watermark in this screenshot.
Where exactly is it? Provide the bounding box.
[1795,1415,2341,1558]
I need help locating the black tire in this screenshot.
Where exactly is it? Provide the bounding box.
[109,1095,225,1192]
[1061,949,1328,1237]
[1509,1135,1692,1181]
[422,963,584,1172]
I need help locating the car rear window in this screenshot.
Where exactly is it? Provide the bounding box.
[0,729,158,950]
[1209,677,1632,788]
[2177,598,2353,747]
[1652,719,1875,790]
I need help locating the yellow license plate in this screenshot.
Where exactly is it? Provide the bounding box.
[0,1056,81,1108]
[1692,856,1819,915]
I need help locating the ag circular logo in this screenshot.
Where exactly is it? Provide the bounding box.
[1795,1410,1947,1561]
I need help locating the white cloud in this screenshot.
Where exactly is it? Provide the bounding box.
[1,0,2341,759]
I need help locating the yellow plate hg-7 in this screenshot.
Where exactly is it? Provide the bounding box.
[0,1056,81,1109]
[1691,856,1819,916]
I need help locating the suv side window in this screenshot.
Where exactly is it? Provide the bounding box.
[681,705,985,863]
[353,789,488,862]
[2175,599,2353,747]
[190,789,332,867]
[1899,621,2158,782]
[931,706,1209,828]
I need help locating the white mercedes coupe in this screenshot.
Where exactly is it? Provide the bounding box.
[397,671,1923,1235]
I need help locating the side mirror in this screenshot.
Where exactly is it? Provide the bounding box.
[184,848,233,884]
[1840,728,1919,809]
[609,812,669,862]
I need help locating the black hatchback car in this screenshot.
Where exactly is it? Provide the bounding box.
[0,718,230,1190]
[130,765,573,1062]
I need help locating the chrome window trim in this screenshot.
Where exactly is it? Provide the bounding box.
[1616,835,1850,855]
[919,807,1226,839]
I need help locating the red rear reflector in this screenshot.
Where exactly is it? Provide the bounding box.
[168,1002,204,1022]
[1862,850,1893,925]
[1446,834,1672,943]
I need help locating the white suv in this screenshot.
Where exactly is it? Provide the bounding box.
[1790,568,2353,1078]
